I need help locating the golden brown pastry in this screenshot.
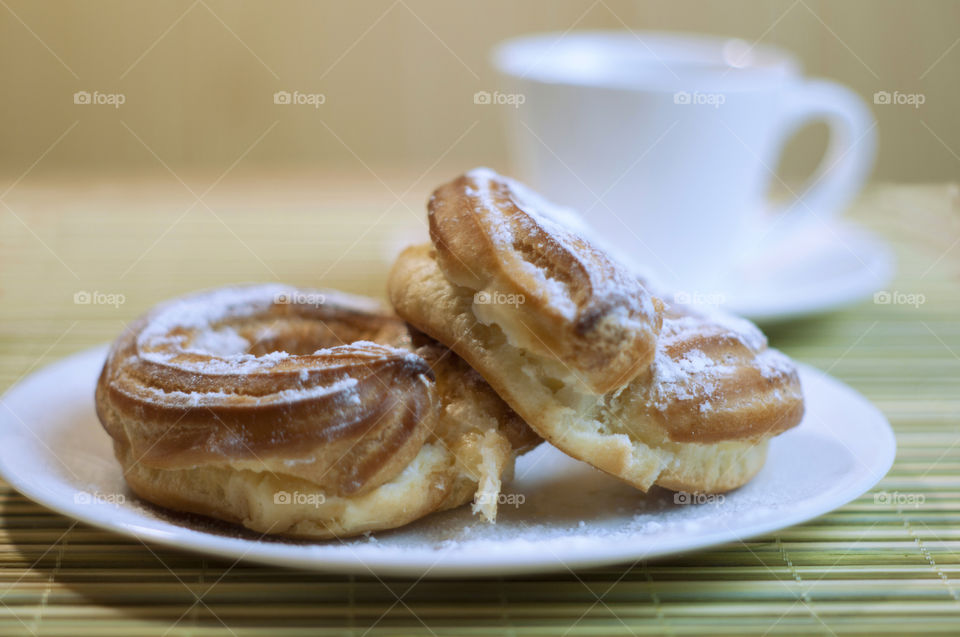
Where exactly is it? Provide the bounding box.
[428,169,663,395]
[95,284,539,539]
[388,168,804,493]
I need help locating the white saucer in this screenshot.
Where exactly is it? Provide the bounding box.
[0,346,895,577]
[720,220,894,323]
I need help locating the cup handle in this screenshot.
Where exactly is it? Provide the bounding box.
[766,79,876,229]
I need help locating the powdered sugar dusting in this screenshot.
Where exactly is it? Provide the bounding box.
[138,284,291,373]
[693,304,767,351]
[141,285,288,340]
[649,342,736,408]
[123,285,421,410]
[644,304,798,413]
[134,375,360,407]
[328,340,424,369]
[187,326,251,357]
[464,167,658,323]
[755,348,796,381]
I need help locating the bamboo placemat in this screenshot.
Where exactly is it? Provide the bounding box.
[1,172,958,635]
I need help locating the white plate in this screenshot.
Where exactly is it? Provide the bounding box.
[0,346,895,577]
[721,220,894,323]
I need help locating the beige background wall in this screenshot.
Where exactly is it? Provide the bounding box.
[1,0,957,183]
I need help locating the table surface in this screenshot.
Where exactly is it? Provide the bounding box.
[1,171,959,636]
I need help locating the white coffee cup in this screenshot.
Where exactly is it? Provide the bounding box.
[492,31,876,293]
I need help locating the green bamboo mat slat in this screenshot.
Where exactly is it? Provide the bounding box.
[0,178,959,635]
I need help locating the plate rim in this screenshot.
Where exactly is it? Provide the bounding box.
[723,221,895,323]
[0,345,897,577]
